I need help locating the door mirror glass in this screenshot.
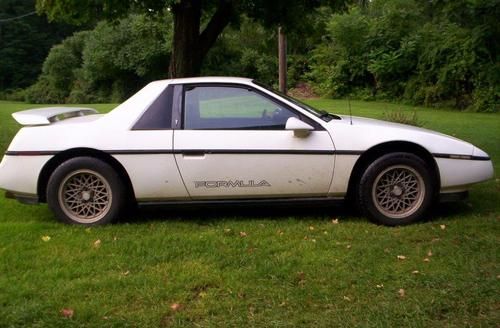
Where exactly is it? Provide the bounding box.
[285,117,314,137]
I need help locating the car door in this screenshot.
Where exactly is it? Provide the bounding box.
[173,83,335,199]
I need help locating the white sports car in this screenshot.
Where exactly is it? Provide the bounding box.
[0,77,494,226]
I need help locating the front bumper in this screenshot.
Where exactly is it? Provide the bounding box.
[436,157,494,191]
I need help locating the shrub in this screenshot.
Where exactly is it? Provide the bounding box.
[382,110,424,127]
[25,31,89,103]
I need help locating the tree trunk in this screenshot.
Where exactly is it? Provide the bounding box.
[168,0,202,78]
[168,0,233,79]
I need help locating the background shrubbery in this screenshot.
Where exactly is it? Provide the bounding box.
[25,14,171,104]
[2,0,499,112]
[307,0,499,112]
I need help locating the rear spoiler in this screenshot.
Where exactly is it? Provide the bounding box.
[12,107,99,126]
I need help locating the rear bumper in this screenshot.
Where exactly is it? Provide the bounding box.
[0,154,51,196]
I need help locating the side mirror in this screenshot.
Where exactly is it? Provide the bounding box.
[285,117,314,138]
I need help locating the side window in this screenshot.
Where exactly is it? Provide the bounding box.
[183,86,298,130]
[133,85,173,130]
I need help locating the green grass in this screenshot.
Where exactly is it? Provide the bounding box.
[0,99,499,327]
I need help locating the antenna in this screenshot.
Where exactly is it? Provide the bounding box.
[348,95,353,125]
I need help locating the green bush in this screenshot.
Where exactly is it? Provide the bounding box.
[25,14,170,104]
[25,31,89,103]
[308,0,500,112]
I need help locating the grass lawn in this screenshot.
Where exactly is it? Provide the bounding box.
[0,99,499,327]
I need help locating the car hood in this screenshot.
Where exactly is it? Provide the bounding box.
[326,115,476,156]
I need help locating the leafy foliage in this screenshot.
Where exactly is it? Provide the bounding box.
[5,0,499,112]
[26,14,170,103]
[0,0,76,91]
[36,0,347,78]
[25,13,326,103]
[25,31,89,103]
[308,0,500,112]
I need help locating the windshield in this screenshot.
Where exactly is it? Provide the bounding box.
[252,80,336,121]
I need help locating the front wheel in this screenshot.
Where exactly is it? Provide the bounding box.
[47,157,126,225]
[357,152,436,226]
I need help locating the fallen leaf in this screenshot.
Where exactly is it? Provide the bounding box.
[427,250,433,257]
[60,308,74,318]
[170,303,182,311]
[346,244,351,249]
[397,255,407,260]
[311,239,316,243]
[423,258,430,262]
[277,229,284,236]
[343,296,351,301]
[304,236,309,240]
[41,235,51,242]
[122,271,130,276]
[412,270,420,274]
[332,219,339,224]
[93,239,101,248]
[296,272,306,286]
[376,284,384,288]
[398,289,405,298]
[440,224,446,230]
[239,231,247,237]
[309,226,315,231]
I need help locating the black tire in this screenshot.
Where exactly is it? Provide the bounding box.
[357,152,435,226]
[46,157,126,225]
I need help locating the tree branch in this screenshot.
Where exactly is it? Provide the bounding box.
[198,0,233,58]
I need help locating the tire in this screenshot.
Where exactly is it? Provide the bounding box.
[47,157,126,225]
[357,152,435,226]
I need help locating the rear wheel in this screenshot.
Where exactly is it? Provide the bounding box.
[357,152,435,226]
[47,157,126,225]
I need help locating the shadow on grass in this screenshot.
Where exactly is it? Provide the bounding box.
[120,202,363,225]
[429,201,474,219]
[119,199,485,227]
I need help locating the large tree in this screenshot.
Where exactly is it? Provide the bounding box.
[36,0,345,78]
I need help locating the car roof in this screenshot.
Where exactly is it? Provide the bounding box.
[160,76,254,85]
